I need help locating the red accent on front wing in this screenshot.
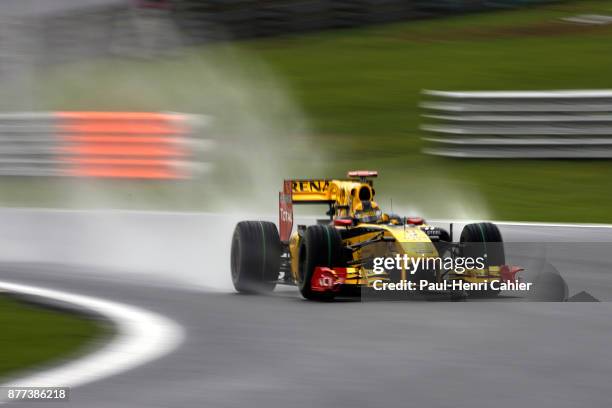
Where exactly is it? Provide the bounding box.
[500,265,524,283]
[311,267,348,292]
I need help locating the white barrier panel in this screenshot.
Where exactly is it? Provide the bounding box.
[421,89,612,158]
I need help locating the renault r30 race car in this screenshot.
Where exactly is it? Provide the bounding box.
[230,171,522,300]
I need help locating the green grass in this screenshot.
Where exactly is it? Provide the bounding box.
[0,295,108,379]
[3,0,612,222]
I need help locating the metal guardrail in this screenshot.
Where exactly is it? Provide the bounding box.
[0,112,210,178]
[420,90,612,158]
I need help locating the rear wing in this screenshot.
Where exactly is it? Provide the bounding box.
[279,179,333,242]
[288,179,334,203]
[278,172,378,242]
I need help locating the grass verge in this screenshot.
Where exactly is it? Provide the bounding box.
[0,295,108,380]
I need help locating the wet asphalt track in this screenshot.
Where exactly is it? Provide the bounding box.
[2,211,612,408]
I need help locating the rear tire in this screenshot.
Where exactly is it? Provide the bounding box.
[298,225,346,301]
[231,221,281,294]
[460,222,505,297]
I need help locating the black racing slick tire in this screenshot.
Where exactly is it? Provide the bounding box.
[231,221,281,294]
[460,222,505,297]
[460,222,505,266]
[298,225,345,301]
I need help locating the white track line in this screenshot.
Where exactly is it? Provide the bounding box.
[0,280,184,401]
[431,219,612,229]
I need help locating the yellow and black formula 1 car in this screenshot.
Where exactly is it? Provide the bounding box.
[230,171,522,300]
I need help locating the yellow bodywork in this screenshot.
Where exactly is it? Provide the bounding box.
[290,178,377,218]
[289,223,502,288]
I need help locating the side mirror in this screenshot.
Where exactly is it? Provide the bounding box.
[334,218,353,227]
[407,217,424,225]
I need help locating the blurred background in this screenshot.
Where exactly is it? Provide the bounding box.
[0,0,611,221]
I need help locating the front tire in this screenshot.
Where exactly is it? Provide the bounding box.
[298,225,346,301]
[231,221,281,294]
[460,222,505,297]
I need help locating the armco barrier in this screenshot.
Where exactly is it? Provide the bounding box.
[420,90,612,159]
[0,112,209,178]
